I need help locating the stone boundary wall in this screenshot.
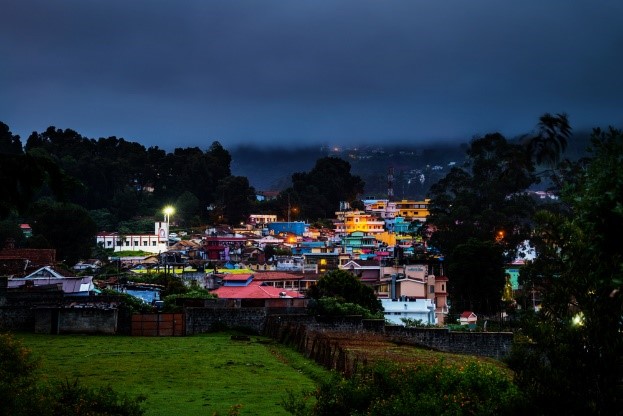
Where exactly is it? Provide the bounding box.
[263,315,513,360]
[384,325,513,359]
[34,308,118,335]
[0,306,35,331]
[185,307,269,334]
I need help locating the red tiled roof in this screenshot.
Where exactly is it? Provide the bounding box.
[211,282,303,299]
[436,276,449,281]
[221,274,254,281]
[253,272,304,281]
[460,311,476,318]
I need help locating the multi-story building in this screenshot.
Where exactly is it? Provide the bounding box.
[378,262,448,325]
[334,211,385,237]
[362,199,398,219]
[394,199,430,222]
[363,199,430,222]
[248,214,278,226]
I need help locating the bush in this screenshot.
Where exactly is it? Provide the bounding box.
[309,297,383,319]
[284,361,526,416]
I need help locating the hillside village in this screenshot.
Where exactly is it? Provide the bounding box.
[1,197,461,334]
[2,118,622,415]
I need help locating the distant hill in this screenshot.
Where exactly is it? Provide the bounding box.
[231,131,594,199]
[230,142,468,199]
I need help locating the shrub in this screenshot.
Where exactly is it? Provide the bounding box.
[309,297,383,319]
[284,360,526,416]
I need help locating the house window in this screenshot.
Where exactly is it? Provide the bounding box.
[152,241,157,246]
[441,284,445,291]
[143,241,148,246]
[429,285,435,294]
[134,241,138,246]
[107,241,112,247]
[125,241,130,246]
[116,241,122,246]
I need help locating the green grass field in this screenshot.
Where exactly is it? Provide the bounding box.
[16,332,329,416]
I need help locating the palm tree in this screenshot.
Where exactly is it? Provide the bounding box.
[528,112,572,167]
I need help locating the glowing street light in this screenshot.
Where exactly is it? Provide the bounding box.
[163,206,175,243]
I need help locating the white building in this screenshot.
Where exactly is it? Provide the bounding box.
[96,222,169,254]
[8,266,94,295]
[249,214,278,225]
[382,298,437,326]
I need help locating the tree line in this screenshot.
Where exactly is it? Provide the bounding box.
[0,121,365,262]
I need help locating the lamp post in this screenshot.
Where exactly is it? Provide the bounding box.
[163,206,175,245]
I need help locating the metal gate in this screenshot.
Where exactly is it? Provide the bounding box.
[131,313,185,336]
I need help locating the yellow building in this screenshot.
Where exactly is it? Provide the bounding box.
[334,211,385,236]
[375,231,396,246]
[395,199,430,222]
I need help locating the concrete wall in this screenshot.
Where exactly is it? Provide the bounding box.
[0,306,35,331]
[185,307,269,334]
[35,308,118,334]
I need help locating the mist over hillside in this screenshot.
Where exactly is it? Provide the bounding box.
[230,142,468,199]
[231,131,594,198]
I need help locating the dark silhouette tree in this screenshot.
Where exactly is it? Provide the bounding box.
[509,127,623,415]
[0,121,23,154]
[527,112,572,166]
[283,157,365,221]
[30,200,97,265]
[427,132,538,315]
[215,176,256,225]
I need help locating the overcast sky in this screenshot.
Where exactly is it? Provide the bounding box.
[2,1,622,150]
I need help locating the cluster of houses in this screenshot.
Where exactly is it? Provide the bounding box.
[92,198,450,325]
[2,198,455,327]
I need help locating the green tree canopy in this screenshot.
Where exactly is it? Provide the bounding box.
[0,121,23,154]
[307,269,382,315]
[509,127,623,415]
[282,156,365,221]
[30,200,97,265]
[426,132,538,314]
[215,176,256,225]
[447,239,506,315]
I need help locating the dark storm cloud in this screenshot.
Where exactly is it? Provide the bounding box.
[1,1,622,148]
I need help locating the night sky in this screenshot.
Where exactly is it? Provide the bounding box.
[2,1,622,150]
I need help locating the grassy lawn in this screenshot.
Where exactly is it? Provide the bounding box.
[17,332,329,416]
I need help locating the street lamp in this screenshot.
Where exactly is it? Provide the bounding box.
[163,206,175,244]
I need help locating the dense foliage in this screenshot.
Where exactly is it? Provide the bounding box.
[279,157,365,221]
[307,269,382,316]
[508,127,623,415]
[283,361,524,416]
[0,333,145,416]
[426,133,537,314]
[426,114,571,315]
